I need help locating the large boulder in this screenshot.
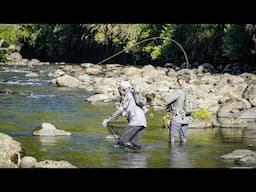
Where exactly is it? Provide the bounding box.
[150,82,170,93]
[122,66,142,77]
[85,65,103,75]
[243,81,256,107]
[34,160,76,168]
[235,155,256,166]
[221,149,256,167]
[56,75,80,88]
[240,107,256,125]
[199,74,221,85]
[32,123,71,136]
[94,77,118,96]
[214,74,247,100]
[239,73,256,83]
[141,65,158,82]
[78,74,92,85]
[221,149,256,160]
[217,98,251,127]
[196,93,219,114]
[0,133,25,168]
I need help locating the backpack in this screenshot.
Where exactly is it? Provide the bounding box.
[183,86,197,115]
[131,89,147,109]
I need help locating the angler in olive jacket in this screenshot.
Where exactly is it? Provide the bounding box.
[166,72,192,145]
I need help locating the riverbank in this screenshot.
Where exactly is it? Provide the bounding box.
[1,59,256,128]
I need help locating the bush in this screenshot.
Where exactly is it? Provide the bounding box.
[0,24,21,46]
[0,24,24,62]
[192,108,211,120]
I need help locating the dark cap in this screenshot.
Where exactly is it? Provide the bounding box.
[177,72,191,82]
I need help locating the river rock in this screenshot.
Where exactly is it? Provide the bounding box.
[243,81,256,107]
[56,74,80,88]
[105,134,119,140]
[20,156,37,168]
[34,160,76,168]
[199,74,221,85]
[235,154,256,166]
[164,63,179,69]
[85,93,111,103]
[221,149,256,160]
[71,65,83,74]
[217,98,251,127]
[32,122,71,136]
[122,66,142,77]
[80,63,94,68]
[59,65,72,72]
[10,52,22,61]
[198,63,217,73]
[25,72,39,77]
[78,74,92,84]
[189,119,211,128]
[48,69,65,78]
[0,133,25,168]
[240,107,256,125]
[85,65,103,75]
[214,74,247,100]
[0,88,15,94]
[141,65,158,82]
[150,82,170,93]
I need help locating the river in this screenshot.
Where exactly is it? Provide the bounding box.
[0,64,254,168]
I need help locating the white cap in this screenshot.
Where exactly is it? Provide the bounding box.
[118,81,131,89]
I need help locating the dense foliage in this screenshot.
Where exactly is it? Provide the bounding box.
[0,24,255,66]
[192,109,211,121]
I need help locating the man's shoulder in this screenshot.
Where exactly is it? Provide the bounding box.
[176,88,184,95]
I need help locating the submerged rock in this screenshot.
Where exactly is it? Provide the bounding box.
[34,160,76,168]
[32,122,71,136]
[0,88,15,94]
[221,149,256,160]
[25,72,39,77]
[105,134,119,140]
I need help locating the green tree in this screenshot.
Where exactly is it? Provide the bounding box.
[223,24,255,64]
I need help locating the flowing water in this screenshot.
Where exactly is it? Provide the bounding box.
[1,64,256,168]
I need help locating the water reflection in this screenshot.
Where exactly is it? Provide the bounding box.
[121,152,147,168]
[242,128,256,147]
[169,143,191,168]
[37,136,71,147]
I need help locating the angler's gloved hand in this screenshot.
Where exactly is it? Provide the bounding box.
[102,118,110,127]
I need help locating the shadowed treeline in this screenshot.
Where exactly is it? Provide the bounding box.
[0,24,255,72]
